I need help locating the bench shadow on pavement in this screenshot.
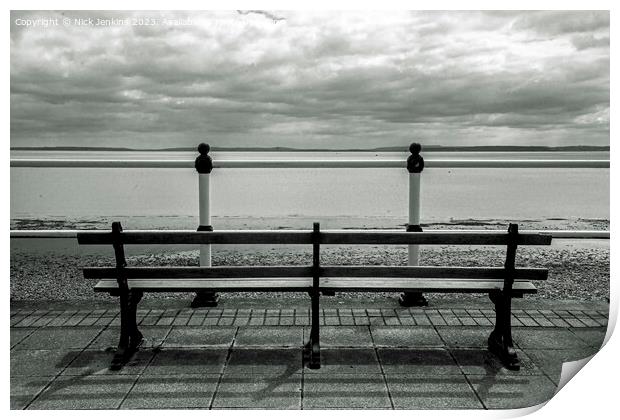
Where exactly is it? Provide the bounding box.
[17,322,604,410]
[36,345,554,408]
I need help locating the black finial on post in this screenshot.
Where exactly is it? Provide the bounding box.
[407,143,424,173]
[195,143,213,174]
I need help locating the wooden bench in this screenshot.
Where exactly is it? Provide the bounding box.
[78,222,552,371]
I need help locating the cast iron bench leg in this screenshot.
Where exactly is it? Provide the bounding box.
[111,290,143,371]
[128,291,144,349]
[398,292,428,307]
[306,290,321,369]
[488,291,520,370]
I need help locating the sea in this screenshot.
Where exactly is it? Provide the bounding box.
[10,150,610,231]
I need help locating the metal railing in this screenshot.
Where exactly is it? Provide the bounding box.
[9,158,610,168]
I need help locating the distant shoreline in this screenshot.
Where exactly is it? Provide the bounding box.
[10,145,611,153]
[10,215,610,232]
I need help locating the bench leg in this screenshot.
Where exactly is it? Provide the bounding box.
[128,291,144,349]
[305,291,321,369]
[191,291,219,308]
[111,290,144,371]
[488,291,520,370]
[398,292,428,307]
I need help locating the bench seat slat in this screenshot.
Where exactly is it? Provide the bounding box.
[93,278,536,294]
[320,278,537,294]
[83,265,548,281]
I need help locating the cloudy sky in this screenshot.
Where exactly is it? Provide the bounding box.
[10,10,609,149]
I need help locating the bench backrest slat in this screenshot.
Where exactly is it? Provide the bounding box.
[322,266,548,280]
[84,266,314,279]
[77,231,313,245]
[321,232,551,245]
[77,230,552,246]
[83,265,548,281]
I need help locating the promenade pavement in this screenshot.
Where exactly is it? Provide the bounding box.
[10,297,608,410]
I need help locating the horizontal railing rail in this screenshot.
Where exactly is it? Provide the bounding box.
[9,158,610,168]
[10,229,609,240]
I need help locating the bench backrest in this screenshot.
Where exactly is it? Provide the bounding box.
[78,222,552,283]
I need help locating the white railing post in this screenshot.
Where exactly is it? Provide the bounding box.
[191,143,219,308]
[408,169,421,266]
[199,167,211,266]
[399,143,429,307]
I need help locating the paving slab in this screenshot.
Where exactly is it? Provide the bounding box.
[11,349,76,377]
[371,326,444,347]
[378,348,462,375]
[61,348,155,376]
[121,374,219,409]
[304,349,381,375]
[163,326,237,347]
[308,326,374,348]
[13,327,102,350]
[143,348,228,375]
[385,374,483,409]
[522,348,598,385]
[512,328,589,349]
[568,328,607,349]
[10,328,35,349]
[303,373,391,409]
[213,374,301,409]
[235,327,303,347]
[13,314,48,328]
[27,374,139,410]
[225,348,302,376]
[450,348,542,376]
[435,326,491,348]
[88,326,172,350]
[10,376,54,409]
[467,374,557,409]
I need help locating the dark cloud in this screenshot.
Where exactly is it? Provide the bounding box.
[10,10,609,149]
[237,10,286,22]
[512,11,609,36]
[571,34,610,51]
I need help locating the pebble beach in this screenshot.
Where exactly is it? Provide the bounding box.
[10,240,609,303]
